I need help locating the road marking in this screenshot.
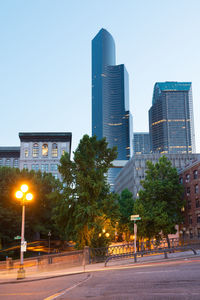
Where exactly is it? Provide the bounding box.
[43,273,92,300]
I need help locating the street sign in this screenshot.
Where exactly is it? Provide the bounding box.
[21,241,27,252]
[130,215,141,221]
[14,236,21,240]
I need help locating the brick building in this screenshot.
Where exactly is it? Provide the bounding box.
[179,161,200,239]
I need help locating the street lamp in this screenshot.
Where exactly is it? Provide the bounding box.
[15,184,33,279]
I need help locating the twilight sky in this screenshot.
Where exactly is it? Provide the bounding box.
[1,0,200,153]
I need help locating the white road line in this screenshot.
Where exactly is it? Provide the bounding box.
[43,273,92,300]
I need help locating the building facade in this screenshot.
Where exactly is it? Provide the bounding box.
[179,161,200,239]
[0,147,20,168]
[19,132,72,180]
[0,132,72,180]
[114,153,200,198]
[92,28,133,188]
[149,82,195,154]
[133,132,151,155]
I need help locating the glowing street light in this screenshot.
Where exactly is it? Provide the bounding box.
[15,184,33,279]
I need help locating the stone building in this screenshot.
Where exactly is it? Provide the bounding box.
[0,147,20,168]
[0,132,72,180]
[179,161,200,239]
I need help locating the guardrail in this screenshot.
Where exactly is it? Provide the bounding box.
[104,245,198,267]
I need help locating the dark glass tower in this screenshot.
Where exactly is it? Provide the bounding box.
[92,29,132,188]
[149,82,195,154]
[133,132,151,154]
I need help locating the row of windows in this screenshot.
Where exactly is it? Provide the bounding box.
[187,199,200,209]
[0,159,19,167]
[188,214,200,224]
[184,170,198,182]
[186,184,199,195]
[23,164,58,172]
[24,143,65,158]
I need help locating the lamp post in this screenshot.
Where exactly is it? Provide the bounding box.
[15,184,33,279]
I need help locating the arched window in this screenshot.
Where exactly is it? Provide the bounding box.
[42,144,48,157]
[33,143,39,157]
[52,143,58,157]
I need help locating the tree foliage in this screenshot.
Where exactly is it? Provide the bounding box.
[134,156,184,240]
[0,167,61,247]
[54,135,119,249]
[117,189,135,241]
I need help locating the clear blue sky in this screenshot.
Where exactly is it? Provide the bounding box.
[1,0,200,153]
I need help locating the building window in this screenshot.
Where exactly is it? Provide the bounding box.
[35,164,39,171]
[189,229,193,239]
[193,170,198,179]
[189,215,192,224]
[41,164,49,172]
[196,199,200,208]
[62,149,65,156]
[51,164,58,172]
[6,159,10,167]
[53,174,58,179]
[186,187,190,196]
[14,159,18,168]
[186,174,190,183]
[33,143,39,157]
[42,144,48,156]
[24,149,29,157]
[23,164,27,169]
[197,214,200,224]
[0,159,2,166]
[194,184,199,194]
[32,164,35,170]
[188,200,191,210]
[179,177,183,184]
[52,143,58,157]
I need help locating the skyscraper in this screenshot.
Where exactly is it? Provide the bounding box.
[149,82,195,154]
[133,132,151,155]
[92,29,132,188]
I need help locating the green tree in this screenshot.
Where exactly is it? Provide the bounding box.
[117,189,134,241]
[0,167,61,247]
[134,156,184,245]
[54,134,119,249]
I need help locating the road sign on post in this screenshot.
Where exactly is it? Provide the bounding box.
[130,215,141,253]
[21,241,27,252]
[14,236,21,240]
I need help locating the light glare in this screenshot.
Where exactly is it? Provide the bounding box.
[26,193,33,201]
[16,191,23,199]
[21,184,28,193]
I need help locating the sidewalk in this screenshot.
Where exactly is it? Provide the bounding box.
[0,249,199,284]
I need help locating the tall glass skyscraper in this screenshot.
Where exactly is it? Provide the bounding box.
[149,82,195,154]
[133,132,151,155]
[92,29,132,188]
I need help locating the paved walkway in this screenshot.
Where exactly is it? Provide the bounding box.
[0,249,199,284]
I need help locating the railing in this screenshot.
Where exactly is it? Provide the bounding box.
[89,237,200,264]
[104,245,198,267]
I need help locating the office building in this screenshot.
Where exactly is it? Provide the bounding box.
[149,82,195,154]
[92,28,132,188]
[114,153,200,198]
[133,132,151,155]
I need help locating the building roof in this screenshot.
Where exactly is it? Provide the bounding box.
[156,82,191,92]
[19,132,72,142]
[0,147,20,158]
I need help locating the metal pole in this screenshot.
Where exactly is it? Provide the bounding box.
[134,221,137,254]
[17,199,26,279]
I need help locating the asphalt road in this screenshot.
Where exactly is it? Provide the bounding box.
[1,257,200,300]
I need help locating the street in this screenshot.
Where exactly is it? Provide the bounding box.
[0,257,200,299]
